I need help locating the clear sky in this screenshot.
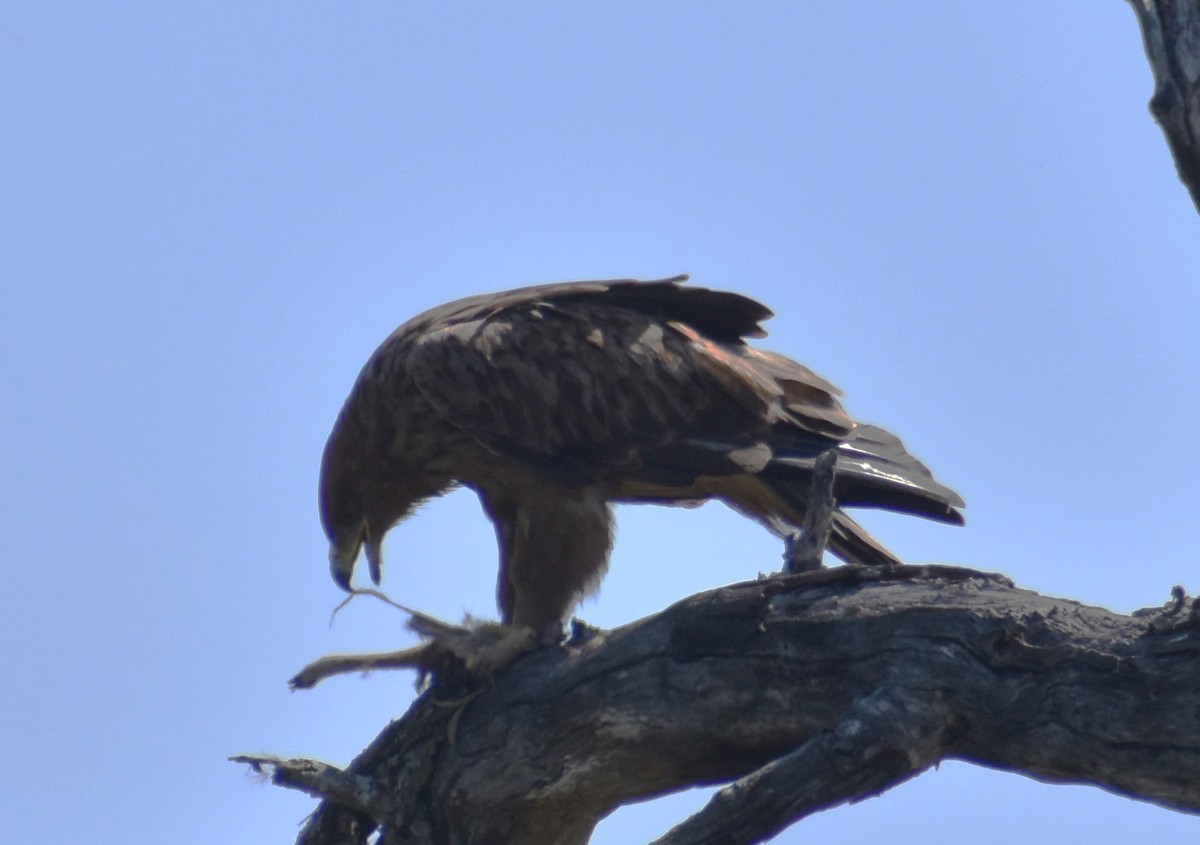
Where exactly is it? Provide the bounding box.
[3,2,1198,843]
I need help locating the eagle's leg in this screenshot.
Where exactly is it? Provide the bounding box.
[783,448,838,573]
[488,484,614,642]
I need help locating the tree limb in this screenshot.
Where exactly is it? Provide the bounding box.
[236,565,1200,845]
[1126,0,1200,214]
[648,682,949,845]
[229,755,385,818]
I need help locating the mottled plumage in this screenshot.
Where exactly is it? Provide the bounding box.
[319,276,963,636]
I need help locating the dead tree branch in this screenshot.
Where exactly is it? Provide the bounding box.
[236,565,1200,845]
[1126,0,1200,213]
[782,448,837,573]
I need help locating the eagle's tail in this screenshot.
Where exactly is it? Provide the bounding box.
[828,511,904,567]
[762,422,964,566]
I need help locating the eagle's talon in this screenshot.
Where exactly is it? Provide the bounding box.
[567,617,602,646]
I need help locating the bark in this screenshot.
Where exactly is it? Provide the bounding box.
[1126,0,1200,213]
[235,565,1200,845]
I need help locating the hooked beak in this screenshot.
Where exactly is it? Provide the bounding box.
[364,536,383,586]
[328,528,384,593]
[329,540,360,592]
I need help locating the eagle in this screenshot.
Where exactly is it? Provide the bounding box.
[319,275,963,640]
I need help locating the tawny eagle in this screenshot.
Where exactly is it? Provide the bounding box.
[319,276,963,638]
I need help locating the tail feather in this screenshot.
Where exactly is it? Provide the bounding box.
[828,512,903,567]
[767,423,964,526]
[759,420,963,566]
[838,424,964,507]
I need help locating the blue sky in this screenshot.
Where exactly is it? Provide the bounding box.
[3,2,1198,843]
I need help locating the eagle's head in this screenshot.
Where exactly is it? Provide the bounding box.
[318,409,405,593]
[319,435,373,592]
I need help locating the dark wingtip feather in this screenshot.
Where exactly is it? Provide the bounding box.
[767,420,965,527]
[840,423,965,511]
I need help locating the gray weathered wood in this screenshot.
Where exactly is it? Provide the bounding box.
[1126,0,1200,214]
[236,565,1200,845]
[782,448,838,573]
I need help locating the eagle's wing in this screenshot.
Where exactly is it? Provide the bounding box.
[404,277,962,534]
[404,278,852,486]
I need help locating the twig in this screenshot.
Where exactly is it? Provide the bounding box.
[783,447,838,573]
[229,754,386,819]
